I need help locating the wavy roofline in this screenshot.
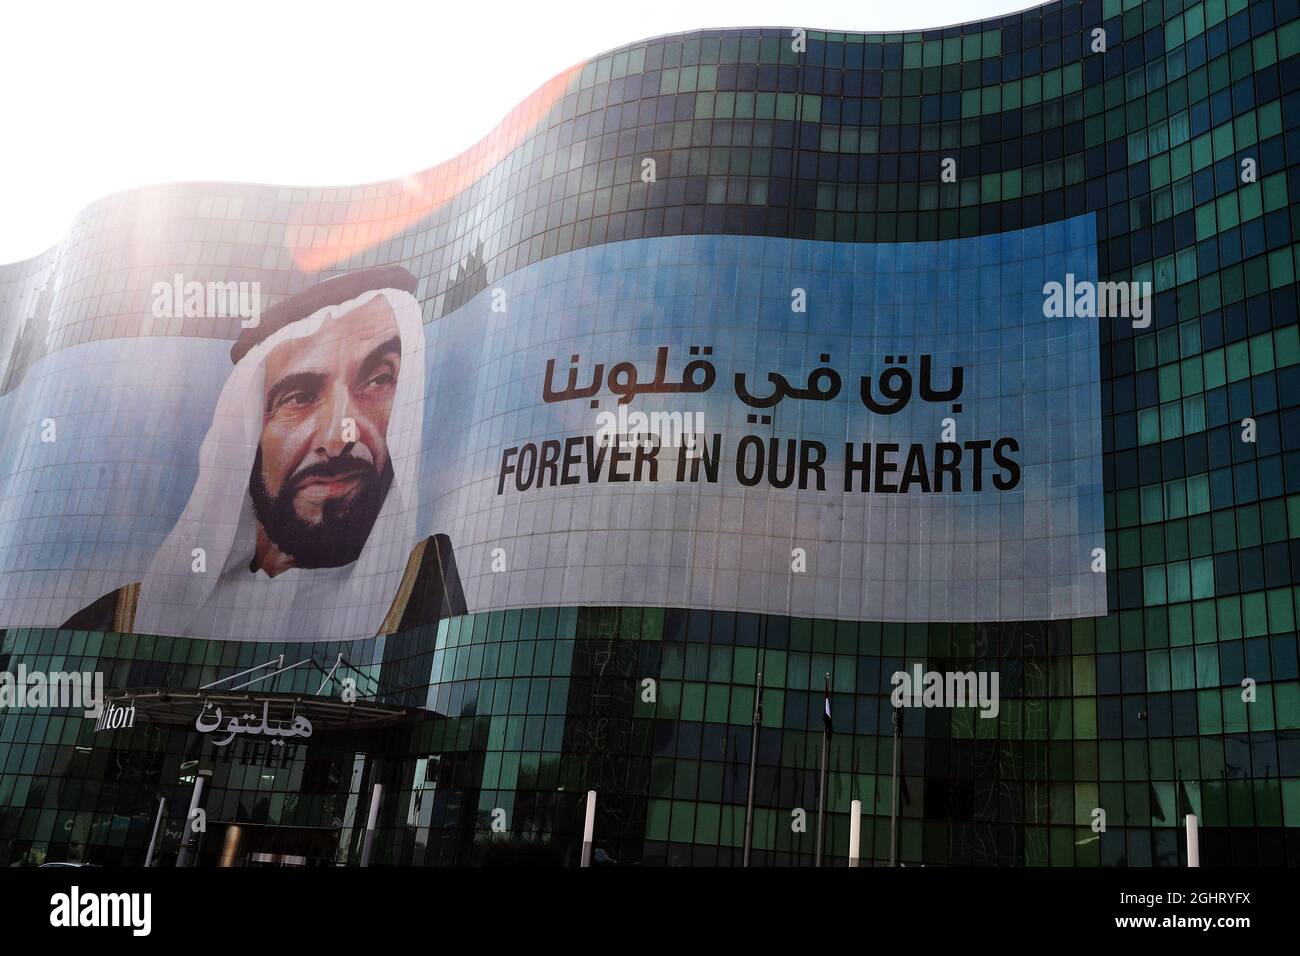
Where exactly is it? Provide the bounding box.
[1,1,1070,270]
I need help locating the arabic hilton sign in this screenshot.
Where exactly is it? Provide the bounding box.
[195,701,313,747]
[93,699,136,732]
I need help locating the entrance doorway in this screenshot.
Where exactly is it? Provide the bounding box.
[215,823,341,867]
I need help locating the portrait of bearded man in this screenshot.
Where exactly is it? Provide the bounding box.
[63,265,465,641]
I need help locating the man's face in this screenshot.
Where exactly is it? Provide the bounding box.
[249,295,401,570]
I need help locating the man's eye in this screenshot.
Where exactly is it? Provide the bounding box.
[282,391,317,408]
[367,372,395,389]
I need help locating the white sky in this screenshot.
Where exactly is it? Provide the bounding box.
[0,0,1046,264]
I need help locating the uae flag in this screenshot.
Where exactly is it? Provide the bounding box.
[822,679,833,738]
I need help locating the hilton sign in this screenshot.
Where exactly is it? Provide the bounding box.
[93,699,136,732]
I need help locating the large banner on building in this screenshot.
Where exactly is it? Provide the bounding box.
[0,217,1105,642]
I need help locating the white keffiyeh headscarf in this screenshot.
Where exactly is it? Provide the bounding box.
[134,287,426,642]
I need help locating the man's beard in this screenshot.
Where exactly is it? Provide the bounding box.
[249,447,394,570]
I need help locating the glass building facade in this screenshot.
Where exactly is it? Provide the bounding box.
[2,0,1300,867]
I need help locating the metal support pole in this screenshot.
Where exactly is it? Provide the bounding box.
[580,790,597,867]
[144,797,166,867]
[175,775,207,867]
[200,654,283,690]
[742,671,762,867]
[360,783,383,867]
[1186,814,1200,867]
[889,706,901,867]
[849,799,862,867]
[815,674,829,867]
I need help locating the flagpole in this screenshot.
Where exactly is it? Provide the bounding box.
[742,670,762,867]
[815,672,830,867]
[889,704,901,867]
